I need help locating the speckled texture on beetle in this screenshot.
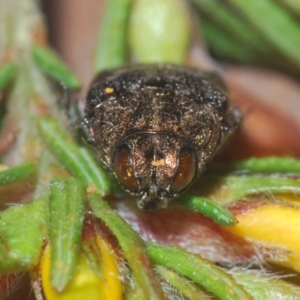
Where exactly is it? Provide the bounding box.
[83,65,241,210]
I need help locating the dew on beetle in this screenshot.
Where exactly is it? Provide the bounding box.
[83,64,241,210]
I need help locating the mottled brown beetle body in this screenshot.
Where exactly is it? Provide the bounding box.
[83,65,240,210]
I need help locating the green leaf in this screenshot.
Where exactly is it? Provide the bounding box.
[0,162,36,186]
[0,63,17,92]
[49,178,85,292]
[32,45,81,90]
[232,270,300,300]
[155,265,211,300]
[0,195,49,272]
[192,0,274,60]
[200,17,261,64]
[179,195,237,226]
[228,156,300,174]
[280,0,300,17]
[39,118,110,194]
[94,0,131,72]
[228,0,300,67]
[88,194,164,300]
[197,174,300,205]
[0,163,37,204]
[147,242,253,300]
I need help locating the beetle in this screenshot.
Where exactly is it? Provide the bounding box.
[83,64,240,210]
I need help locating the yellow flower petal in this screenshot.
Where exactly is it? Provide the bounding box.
[41,237,122,300]
[97,237,123,300]
[226,203,300,272]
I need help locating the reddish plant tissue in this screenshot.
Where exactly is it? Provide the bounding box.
[112,198,257,265]
[0,274,22,300]
[0,117,16,155]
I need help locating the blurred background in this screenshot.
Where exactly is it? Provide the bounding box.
[42,0,300,160]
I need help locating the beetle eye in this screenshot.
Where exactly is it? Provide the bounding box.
[170,149,196,193]
[113,146,139,191]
